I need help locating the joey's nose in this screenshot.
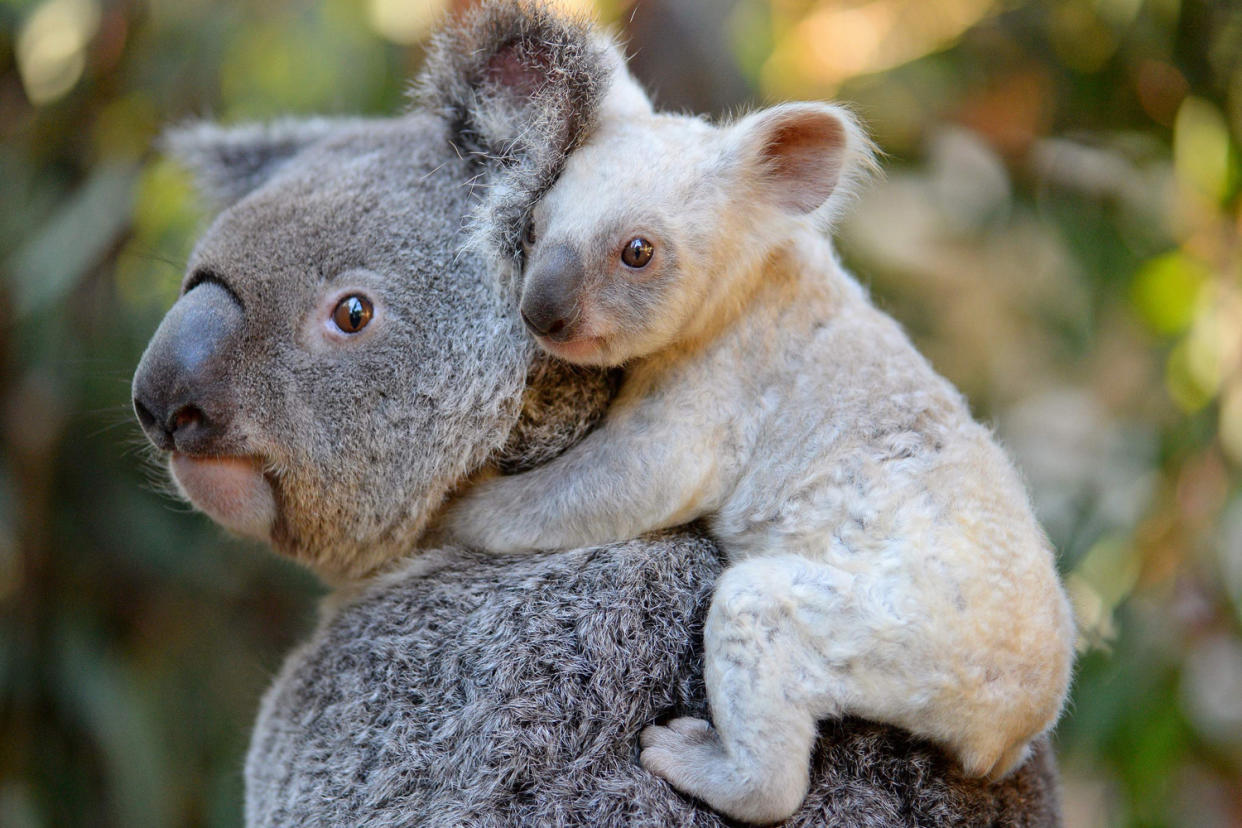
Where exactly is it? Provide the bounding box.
[132,280,242,454]
[521,308,567,337]
[521,243,583,340]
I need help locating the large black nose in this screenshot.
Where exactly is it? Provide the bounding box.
[520,243,583,340]
[132,280,243,454]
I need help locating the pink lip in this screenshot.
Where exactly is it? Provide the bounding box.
[538,335,606,363]
[169,454,275,541]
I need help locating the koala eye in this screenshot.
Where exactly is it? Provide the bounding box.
[523,219,537,247]
[331,294,373,334]
[621,237,654,269]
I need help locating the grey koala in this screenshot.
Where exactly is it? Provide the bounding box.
[131,2,1064,824]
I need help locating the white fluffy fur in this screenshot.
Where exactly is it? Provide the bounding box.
[445,90,1075,824]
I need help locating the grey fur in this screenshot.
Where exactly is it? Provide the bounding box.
[248,534,1061,827]
[414,0,605,164]
[414,0,615,294]
[134,4,1064,824]
[494,356,621,474]
[160,117,371,209]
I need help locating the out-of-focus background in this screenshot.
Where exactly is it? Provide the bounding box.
[0,0,1238,824]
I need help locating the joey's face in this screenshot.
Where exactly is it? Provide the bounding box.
[518,116,729,366]
[515,101,867,369]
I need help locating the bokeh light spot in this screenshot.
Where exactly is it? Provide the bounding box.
[1174,96,1233,205]
[366,0,447,45]
[1165,338,1215,412]
[1130,251,1209,336]
[761,0,996,97]
[16,0,101,106]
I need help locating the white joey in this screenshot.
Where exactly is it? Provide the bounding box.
[446,85,1075,825]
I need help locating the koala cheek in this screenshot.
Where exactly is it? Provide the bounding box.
[169,454,275,541]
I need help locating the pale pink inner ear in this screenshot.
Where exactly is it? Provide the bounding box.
[484,41,554,100]
[760,112,846,214]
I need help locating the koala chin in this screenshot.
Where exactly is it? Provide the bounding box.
[169,455,276,541]
[444,37,1076,828]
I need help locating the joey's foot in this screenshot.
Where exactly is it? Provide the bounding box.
[639,717,804,825]
[640,717,728,799]
[967,740,1031,781]
[641,717,718,761]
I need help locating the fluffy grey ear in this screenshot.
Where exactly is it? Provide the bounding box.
[414,0,613,165]
[730,103,876,218]
[160,117,363,208]
[416,2,649,294]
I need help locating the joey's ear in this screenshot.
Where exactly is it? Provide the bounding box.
[731,103,876,217]
[415,0,640,164]
[595,33,653,122]
[160,117,362,208]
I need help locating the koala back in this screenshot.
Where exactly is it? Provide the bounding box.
[247,531,1062,827]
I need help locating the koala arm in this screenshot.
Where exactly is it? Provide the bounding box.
[444,407,727,554]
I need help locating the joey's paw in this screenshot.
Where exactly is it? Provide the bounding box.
[955,731,1034,780]
[431,501,526,554]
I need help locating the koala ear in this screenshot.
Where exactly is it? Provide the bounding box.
[160,117,358,208]
[415,0,622,163]
[416,2,651,285]
[730,103,876,217]
[595,34,653,123]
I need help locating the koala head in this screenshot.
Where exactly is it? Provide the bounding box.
[131,116,523,583]
[417,4,873,368]
[512,103,875,366]
[132,3,628,584]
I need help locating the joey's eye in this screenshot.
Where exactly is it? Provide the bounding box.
[621,237,654,268]
[332,294,373,334]
[523,220,537,247]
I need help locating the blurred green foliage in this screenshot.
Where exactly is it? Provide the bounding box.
[0,0,1239,825]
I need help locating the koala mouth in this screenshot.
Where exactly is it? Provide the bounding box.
[169,454,276,542]
[538,334,608,364]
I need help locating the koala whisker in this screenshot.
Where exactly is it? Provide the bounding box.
[417,160,451,184]
[118,244,189,274]
[85,412,142,441]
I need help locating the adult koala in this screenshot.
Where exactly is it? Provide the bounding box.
[132,2,1063,824]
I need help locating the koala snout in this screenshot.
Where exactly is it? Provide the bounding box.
[132,280,242,455]
[521,244,583,340]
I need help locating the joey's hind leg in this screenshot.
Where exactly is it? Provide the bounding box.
[640,556,855,825]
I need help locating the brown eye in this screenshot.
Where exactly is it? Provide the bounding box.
[621,237,654,268]
[332,294,373,334]
[523,219,537,247]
